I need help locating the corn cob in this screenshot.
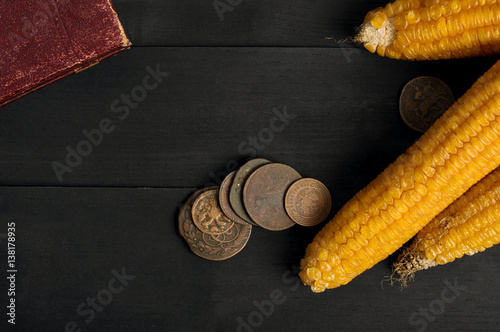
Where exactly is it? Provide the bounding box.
[300,60,500,293]
[355,0,500,60]
[393,166,500,284]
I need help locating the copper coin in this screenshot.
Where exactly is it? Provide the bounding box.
[205,225,241,244]
[400,76,455,132]
[229,158,271,225]
[192,188,234,235]
[178,186,218,241]
[285,178,331,227]
[219,171,254,226]
[243,163,301,231]
[178,189,252,261]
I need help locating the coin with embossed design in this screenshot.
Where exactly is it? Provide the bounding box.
[219,171,254,226]
[285,178,331,227]
[178,188,252,261]
[400,76,455,132]
[205,225,241,244]
[243,163,301,231]
[178,186,218,241]
[192,189,234,235]
[229,158,270,225]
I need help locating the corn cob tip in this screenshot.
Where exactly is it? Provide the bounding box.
[359,0,500,60]
[300,60,500,292]
[393,166,500,286]
[299,258,329,293]
[392,246,438,287]
[354,20,397,52]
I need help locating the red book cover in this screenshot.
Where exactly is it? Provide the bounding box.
[0,0,131,107]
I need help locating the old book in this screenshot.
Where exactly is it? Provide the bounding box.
[0,0,131,107]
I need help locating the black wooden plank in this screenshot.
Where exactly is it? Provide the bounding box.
[2,0,500,331]
[0,186,498,331]
[1,48,497,193]
[112,0,388,47]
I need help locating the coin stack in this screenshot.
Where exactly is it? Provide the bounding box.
[178,158,332,261]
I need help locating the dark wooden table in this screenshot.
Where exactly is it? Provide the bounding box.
[1,1,499,331]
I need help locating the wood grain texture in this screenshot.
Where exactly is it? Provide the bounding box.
[0,186,499,331]
[112,0,387,47]
[0,48,496,193]
[2,0,500,330]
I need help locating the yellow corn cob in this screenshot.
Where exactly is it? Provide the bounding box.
[300,60,500,293]
[393,166,500,284]
[355,0,500,60]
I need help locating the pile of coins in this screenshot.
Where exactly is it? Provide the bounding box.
[178,158,332,260]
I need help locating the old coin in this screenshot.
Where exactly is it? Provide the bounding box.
[178,186,218,241]
[205,224,241,245]
[178,189,252,261]
[219,171,253,226]
[192,188,234,235]
[285,178,331,227]
[400,76,455,132]
[229,158,271,225]
[243,163,301,231]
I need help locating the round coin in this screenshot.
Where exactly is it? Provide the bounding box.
[192,189,234,235]
[400,76,455,132]
[178,186,218,241]
[207,225,241,244]
[219,171,254,226]
[178,189,252,261]
[243,163,301,231]
[285,178,331,227]
[229,158,271,225]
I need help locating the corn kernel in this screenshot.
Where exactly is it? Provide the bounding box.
[306,267,322,281]
[302,62,500,291]
[317,247,329,261]
[437,17,449,36]
[449,0,462,14]
[406,9,421,24]
[377,45,386,57]
[364,42,377,53]
[384,3,395,17]
[371,11,389,29]
[392,0,405,15]
[364,7,384,22]
[429,4,442,21]
[420,7,432,21]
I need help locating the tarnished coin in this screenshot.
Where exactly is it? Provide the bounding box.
[219,171,254,226]
[205,225,241,244]
[285,178,331,227]
[229,158,271,225]
[192,189,234,235]
[178,186,218,241]
[400,76,455,132]
[178,189,252,261]
[243,163,301,231]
